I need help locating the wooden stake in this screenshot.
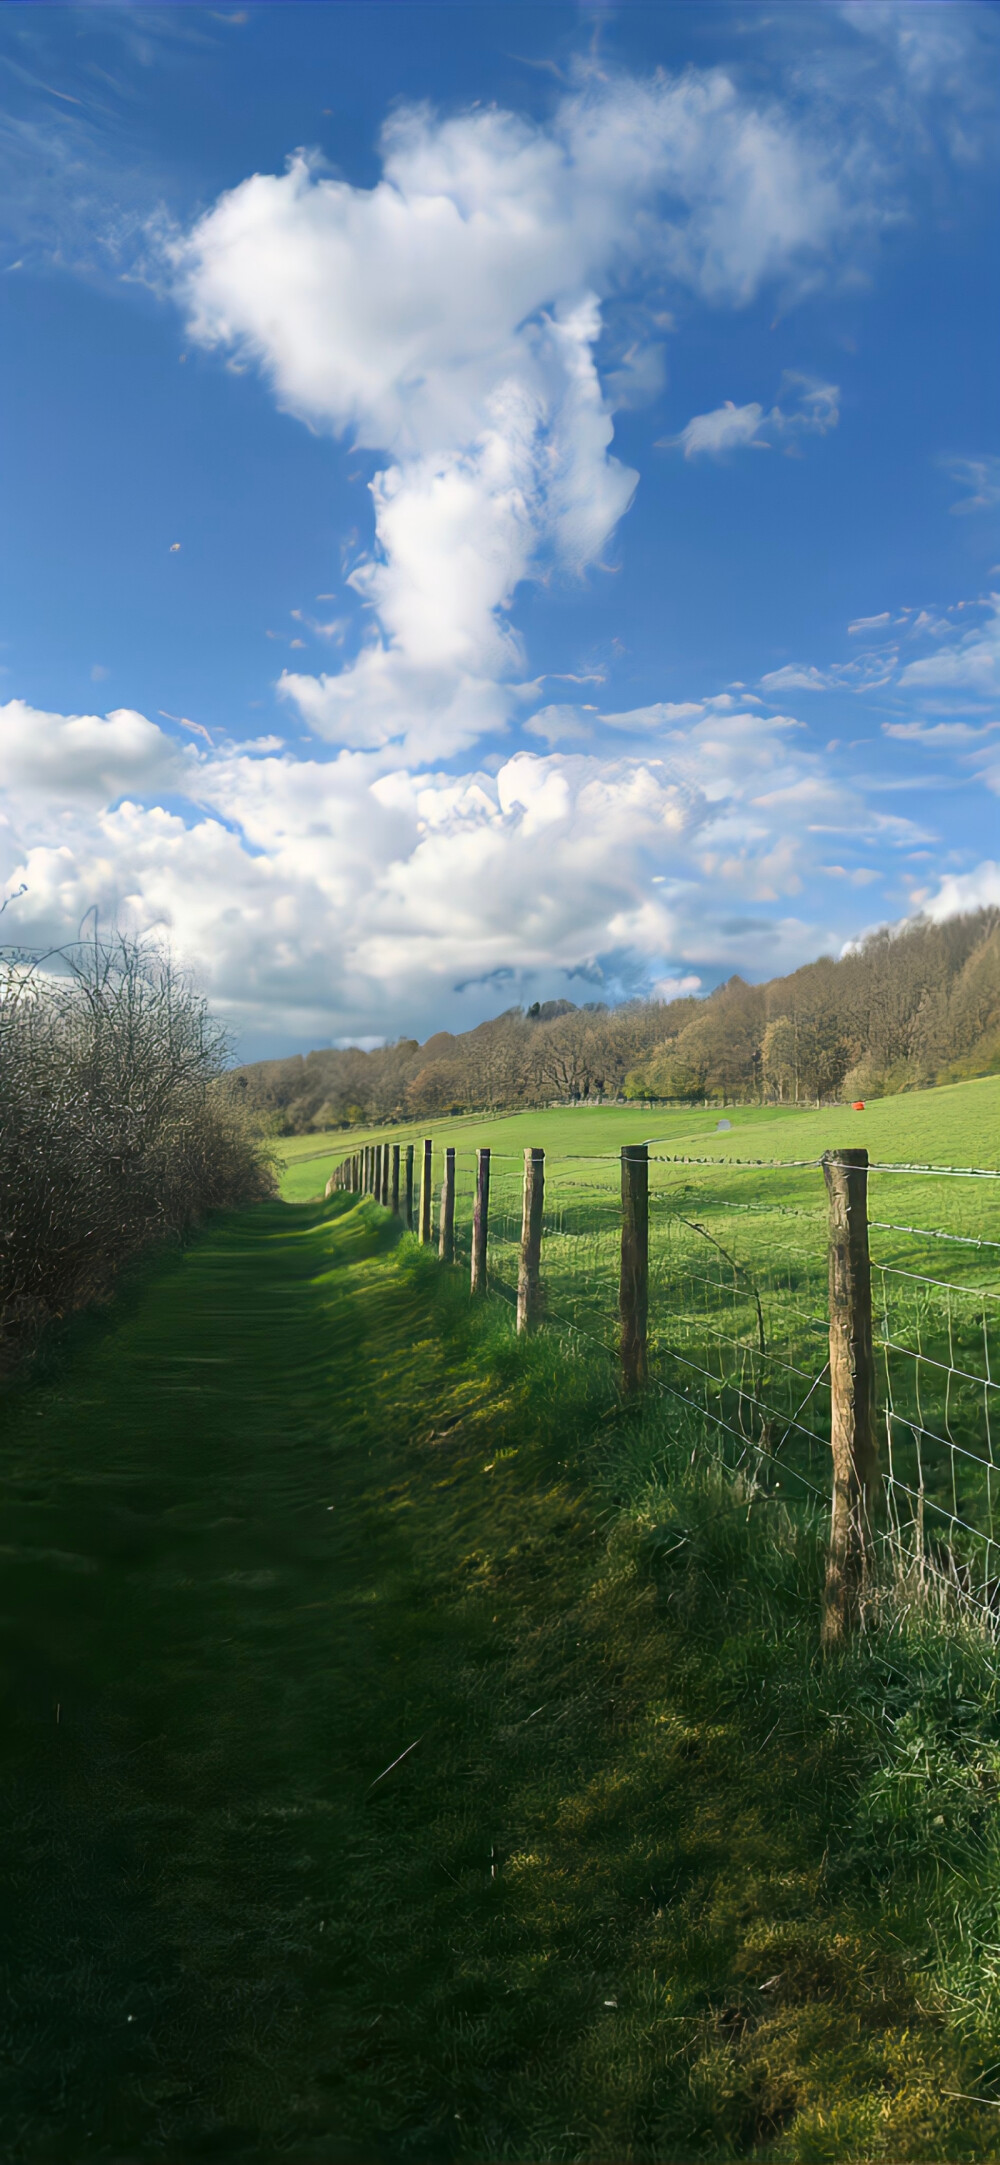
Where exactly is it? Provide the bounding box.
[380,1143,389,1208]
[821,1148,880,1648]
[405,1143,414,1231]
[439,1146,456,1263]
[391,1143,400,1216]
[620,1145,648,1393]
[471,1148,490,1295]
[517,1148,545,1333]
[420,1138,433,1243]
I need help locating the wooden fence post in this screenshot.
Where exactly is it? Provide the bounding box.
[620,1144,649,1393]
[517,1148,545,1333]
[470,1147,490,1296]
[380,1143,390,1208]
[821,1148,880,1648]
[405,1143,414,1231]
[391,1143,400,1216]
[439,1146,456,1263]
[420,1138,433,1243]
[362,1145,369,1193]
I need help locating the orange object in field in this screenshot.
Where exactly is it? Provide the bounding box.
[852,1100,865,1110]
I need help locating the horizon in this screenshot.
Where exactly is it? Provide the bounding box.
[2,2,999,1061]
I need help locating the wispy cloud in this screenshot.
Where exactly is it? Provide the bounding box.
[882,717,999,746]
[945,454,1000,515]
[663,373,839,461]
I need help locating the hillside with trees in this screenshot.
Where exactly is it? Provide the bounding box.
[240,907,1000,1133]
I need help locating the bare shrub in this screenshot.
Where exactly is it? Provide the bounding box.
[0,936,274,1362]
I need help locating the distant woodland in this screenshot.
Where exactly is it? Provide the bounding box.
[239,907,1000,1133]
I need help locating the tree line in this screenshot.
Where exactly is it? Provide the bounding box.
[1,937,274,1365]
[240,906,1000,1134]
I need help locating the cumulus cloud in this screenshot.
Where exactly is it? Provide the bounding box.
[923,860,1000,922]
[0,695,870,1043]
[169,76,862,762]
[0,699,184,813]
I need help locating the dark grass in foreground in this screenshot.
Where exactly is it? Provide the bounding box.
[3,1201,1000,2158]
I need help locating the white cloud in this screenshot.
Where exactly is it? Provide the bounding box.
[945,455,1000,515]
[170,76,862,762]
[522,704,595,746]
[0,695,865,1043]
[0,699,184,813]
[898,598,1000,703]
[839,3,1000,167]
[666,372,839,461]
[759,598,1000,708]
[671,399,767,459]
[882,718,999,746]
[652,973,703,1000]
[923,860,1000,922]
[759,663,830,693]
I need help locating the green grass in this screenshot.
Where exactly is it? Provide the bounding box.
[275,1074,1000,1202]
[5,1198,1000,2157]
[283,1080,1000,1594]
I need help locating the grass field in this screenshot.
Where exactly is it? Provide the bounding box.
[281,1080,1000,1594]
[275,1074,1000,1201]
[6,1195,1000,2157]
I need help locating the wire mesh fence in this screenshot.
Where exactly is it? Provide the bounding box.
[332,1138,1000,1617]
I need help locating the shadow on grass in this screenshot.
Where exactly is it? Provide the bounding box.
[1,1197,1000,2161]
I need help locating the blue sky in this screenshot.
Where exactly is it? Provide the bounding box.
[1,2,998,1055]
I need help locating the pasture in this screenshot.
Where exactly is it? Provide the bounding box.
[284,1079,1000,1592]
[275,1073,1000,1200]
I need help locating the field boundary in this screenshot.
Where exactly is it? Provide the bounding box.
[329,1135,1000,1639]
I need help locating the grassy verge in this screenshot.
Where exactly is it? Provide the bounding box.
[3,1197,1000,2159]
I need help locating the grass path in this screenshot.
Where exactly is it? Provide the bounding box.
[3,1198,1000,2159]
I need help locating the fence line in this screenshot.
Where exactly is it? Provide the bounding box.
[326,1135,1000,1633]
